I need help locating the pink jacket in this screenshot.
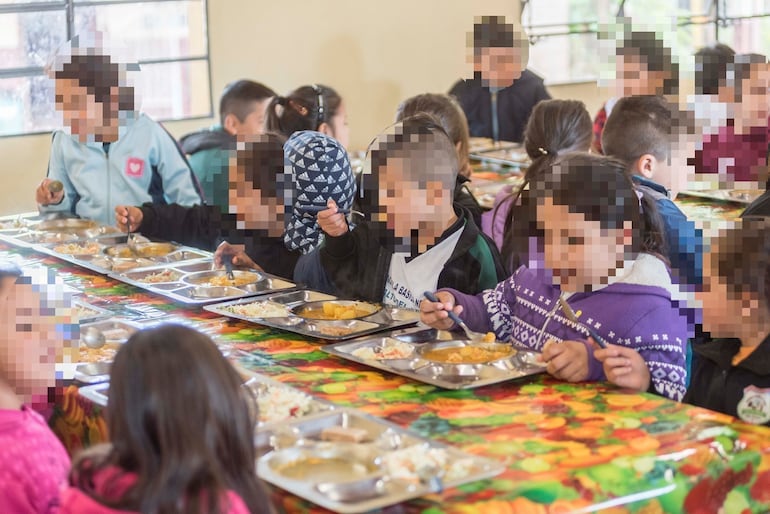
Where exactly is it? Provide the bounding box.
[0,405,71,514]
[59,466,251,514]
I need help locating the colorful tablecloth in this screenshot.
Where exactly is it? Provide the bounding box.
[3,242,770,514]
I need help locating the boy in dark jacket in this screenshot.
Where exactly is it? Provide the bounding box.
[602,95,703,290]
[684,220,770,426]
[449,16,550,143]
[300,115,505,307]
[179,80,276,212]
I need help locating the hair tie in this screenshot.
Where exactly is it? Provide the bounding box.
[276,96,288,106]
[635,189,644,214]
[287,99,308,116]
[537,147,548,156]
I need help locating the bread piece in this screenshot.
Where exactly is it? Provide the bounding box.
[320,426,369,443]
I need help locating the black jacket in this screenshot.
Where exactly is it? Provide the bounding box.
[449,70,551,143]
[684,336,770,426]
[455,175,483,228]
[139,203,300,280]
[299,207,506,302]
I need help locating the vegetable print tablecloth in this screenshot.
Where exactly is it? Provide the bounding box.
[3,243,770,514]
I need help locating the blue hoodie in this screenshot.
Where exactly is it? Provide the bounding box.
[40,113,202,226]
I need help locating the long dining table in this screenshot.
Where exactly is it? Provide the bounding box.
[2,231,769,514]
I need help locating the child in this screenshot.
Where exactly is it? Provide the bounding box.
[592,31,679,154]
[115,132,355,280]
[60,324,273,513]
[299,114,506,307]
[180,80,277,213]
[688,43,736,138]
[602,95,703,289]
[0,263,73,514]
[449,15,550,143]
[265,84,349,148]
[676,220,770,424]
[483,99,592,255]
[421,153,688,401]
[693,53,770,185]
[395,93,483,226]
[36,46,202,226]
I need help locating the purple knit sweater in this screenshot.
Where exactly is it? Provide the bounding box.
[445,254,688,401]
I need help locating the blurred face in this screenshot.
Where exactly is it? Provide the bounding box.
[329,101,350,149]
[475,47,524,89]
[228,99,271,137]
[539,197,631,292]
[735,64,770,129]
[0,281,63,402]
[615,54,666,96]
[697,248,755,338]
[228,157,284,236]
[55,77,112,143]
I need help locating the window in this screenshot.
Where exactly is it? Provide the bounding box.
[0,0,211,137]
[520,0,770,85]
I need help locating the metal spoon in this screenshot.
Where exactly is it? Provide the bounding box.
[423,291,485,342]
[82,326,106,349]
[223,258,235,281]
[47,180,64,194]
[558,295,607,349]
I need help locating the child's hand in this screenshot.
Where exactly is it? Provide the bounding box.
[214,242,263,271]
[317,199,348,237]
[114,205,143,232]
[541,340,590,382]
[36,179,65,206]
[594,344,651,392]
[419,291,462,330]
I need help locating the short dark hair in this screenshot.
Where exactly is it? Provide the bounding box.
[712,219,770,312]
[54,53,135,114]
[694,43,736,95]
[469,15,527,54]
[219,80,276,126]
[602,95,674,166]
[395,93,471,175]
[616,31,679,95]
[728,53,768,102]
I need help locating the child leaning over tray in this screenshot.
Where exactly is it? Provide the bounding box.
[420,152,688,401]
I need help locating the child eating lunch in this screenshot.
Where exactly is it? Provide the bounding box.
[0,263,74,513]
[299,114,505,307]
[420,153,688,400]
[37,41,202,226]
[60,324,273,513]
[677,220,770,425]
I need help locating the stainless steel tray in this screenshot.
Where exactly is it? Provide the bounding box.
[677,189,761,205]
[73,298,113,323]
[109,261,297,305]
[205,291,421,340]
[0,214,122,248]
[470,144,530,168]
[257,408,505,513]
[73,318,143,383]
[35,235,212,275]
[78,381,110,405]
[323,338,546,389]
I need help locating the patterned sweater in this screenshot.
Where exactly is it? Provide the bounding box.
[446,254,688,401]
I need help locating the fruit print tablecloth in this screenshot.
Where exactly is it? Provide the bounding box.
[3,243,769,513]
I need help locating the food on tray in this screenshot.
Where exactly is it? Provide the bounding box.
[208,274,258,287]
[422,345,512,364]
[256,385,314,423]
[274,456,378,482]
[74,305,101,322]
[352,340,414,360]
[300,302,378,320]
[137,269,181,284]
[314,325,358,337]
[226,300,289,318]
[0,218,25,230]
[482,332,496,343]
[53,242,101,255]
[382,445,474,483]
[79,343,121,363]
[321,426,369,443]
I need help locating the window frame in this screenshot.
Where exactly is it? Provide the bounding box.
[0,0,212,138]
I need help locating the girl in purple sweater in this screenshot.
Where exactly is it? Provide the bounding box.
[421,153,688,401]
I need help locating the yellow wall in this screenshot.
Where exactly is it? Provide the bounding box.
[5,0,612,216]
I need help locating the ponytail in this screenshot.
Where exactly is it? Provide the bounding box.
[264,85,342,139]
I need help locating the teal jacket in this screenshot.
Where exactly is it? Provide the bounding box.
[180,125,234,213]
